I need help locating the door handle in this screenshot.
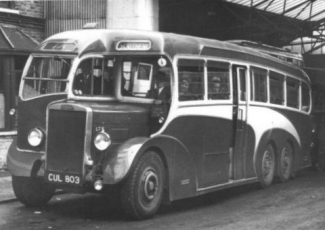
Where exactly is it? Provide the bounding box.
[238,108,243,121]
[237,108,244,129]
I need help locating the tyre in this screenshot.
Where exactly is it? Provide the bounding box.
[121,151,165,220]
[12,176,55,207]
[277,142,293,182]
[256,144,276,188]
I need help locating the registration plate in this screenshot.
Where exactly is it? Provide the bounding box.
[45,171,82,186]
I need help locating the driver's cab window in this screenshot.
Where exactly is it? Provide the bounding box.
[119,56,172,133]
[73,57,114,96]
[120,57,172,101]
[121,61,154,98]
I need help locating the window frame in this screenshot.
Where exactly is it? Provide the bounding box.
[175,56,233,105]
[20,54,73,101]
[269,71,285,106]
[250,66,268,103]
[286,76,300,109]
[173,55,311,115]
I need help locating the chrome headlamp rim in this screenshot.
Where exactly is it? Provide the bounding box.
[94,131,111,151]
[27,128,44,147]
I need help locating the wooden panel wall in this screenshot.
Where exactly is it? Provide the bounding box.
[44,0,107,38]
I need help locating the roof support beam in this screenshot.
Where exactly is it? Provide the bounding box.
[309,1,313,21]
[294,1,312,19]
[282,0,310,15]
[309,9,325,21]
[306,41,325,53]
[253,0,268,8]
[315,18,325,30]
[263,0,275,11]
[0,25,14,49]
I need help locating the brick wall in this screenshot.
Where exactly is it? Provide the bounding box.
[0,1,43,18]
[13,0,44,18]
[0,1,45,42]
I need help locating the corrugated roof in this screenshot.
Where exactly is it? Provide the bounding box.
[222,0,325,53]
[225,0,325,22]
[0,24,38,52]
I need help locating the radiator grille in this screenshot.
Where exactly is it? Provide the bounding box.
[46,109,86,174]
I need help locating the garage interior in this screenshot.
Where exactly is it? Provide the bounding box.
[160,0,325,168]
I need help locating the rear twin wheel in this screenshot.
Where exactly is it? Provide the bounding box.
[277,143,294,182]
[256,142,294,187]
[256,144,276,187]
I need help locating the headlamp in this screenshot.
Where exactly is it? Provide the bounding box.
[27,128,44,147]
[94,131,111,151]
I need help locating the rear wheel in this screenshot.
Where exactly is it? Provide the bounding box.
[256,144,276,187]
[12,176,55,207]
[277,142,293,182]
[121,151,165,220]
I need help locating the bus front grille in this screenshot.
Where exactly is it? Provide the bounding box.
[46,109,86,174]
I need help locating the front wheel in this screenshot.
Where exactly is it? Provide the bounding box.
[12,176,55,207]
[256,144,276,188]
[121,151,165,220]
[277,142,294,182]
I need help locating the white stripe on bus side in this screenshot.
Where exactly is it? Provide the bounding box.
[247,106,301,153]
[157,104,300,153]
[172,104,233,120]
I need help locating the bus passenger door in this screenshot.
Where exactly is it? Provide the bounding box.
[231,65,248,180]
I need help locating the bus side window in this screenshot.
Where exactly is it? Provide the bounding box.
[301,82,310,112]
[269,71,284,105]
[238,68,247,101]
[207,61,230,100]
[251,67,267,103]
[286,77,299,109]
[177,59,204,101]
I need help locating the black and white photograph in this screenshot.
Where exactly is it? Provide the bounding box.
[0,0,325,229]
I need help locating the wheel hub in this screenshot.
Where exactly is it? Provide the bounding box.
[143,170,158,201]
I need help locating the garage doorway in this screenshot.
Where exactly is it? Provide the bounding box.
[0,55,28,132]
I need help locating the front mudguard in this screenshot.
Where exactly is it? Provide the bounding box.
[102,135,197,201]
[102,137,148,184]
[7,137,43,177]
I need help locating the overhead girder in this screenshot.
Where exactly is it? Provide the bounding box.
[160,0,323,50]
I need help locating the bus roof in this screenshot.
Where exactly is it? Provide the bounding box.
[39,29,310,82]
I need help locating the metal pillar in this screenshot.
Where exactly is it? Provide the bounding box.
[106,0,159,31]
